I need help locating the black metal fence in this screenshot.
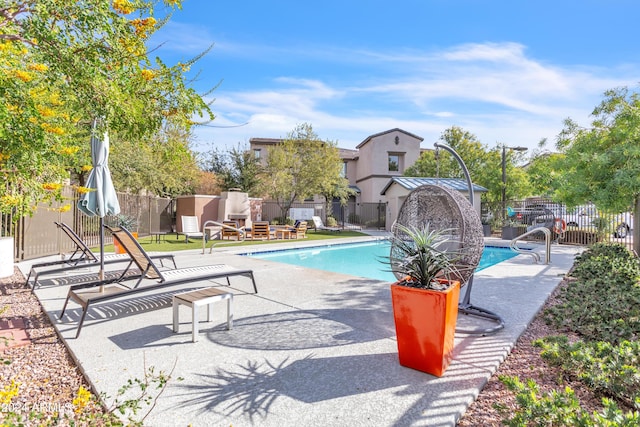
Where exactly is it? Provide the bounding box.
[499,198,634,248]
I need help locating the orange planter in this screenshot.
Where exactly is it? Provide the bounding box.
[114,232,138,254]
[390,280,460,377]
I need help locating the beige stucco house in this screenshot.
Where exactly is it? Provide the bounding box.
[250,128,425,204]
[249,128,485,229]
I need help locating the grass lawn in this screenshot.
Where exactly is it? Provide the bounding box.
[100,230,369,253]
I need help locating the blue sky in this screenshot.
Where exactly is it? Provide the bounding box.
[150,1,640,154]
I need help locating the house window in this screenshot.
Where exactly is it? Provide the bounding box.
[341,162,347,178]
[388,154,399,172]
[254,149,261,159]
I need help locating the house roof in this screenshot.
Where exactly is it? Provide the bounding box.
[380,177,488,195]
[356,128,424,149]
[339,148,359,160]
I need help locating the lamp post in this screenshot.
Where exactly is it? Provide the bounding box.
[501,145,528,220]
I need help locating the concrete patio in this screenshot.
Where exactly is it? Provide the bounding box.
[22,236,581,426]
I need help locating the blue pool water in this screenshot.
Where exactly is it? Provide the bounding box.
[245,241,518,282]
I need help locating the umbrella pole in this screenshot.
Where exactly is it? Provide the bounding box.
[99,217,105,291]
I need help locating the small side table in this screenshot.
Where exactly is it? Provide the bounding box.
[172,287,233,342]
[150,231,169,244]
[275,228,292,240]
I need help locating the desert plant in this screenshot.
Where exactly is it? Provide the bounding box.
[386,223,461,290]
[111,214,138,231]
[326,216,338,227]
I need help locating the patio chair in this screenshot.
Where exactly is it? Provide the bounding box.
[60,225,257,338]
[250,221,273,240]
[311,216,341,232]
[27,222,175,290]
[221,220,242,240]
[290,220,307,239]
[178,215,206,242]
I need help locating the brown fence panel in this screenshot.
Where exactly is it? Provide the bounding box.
[21,186,77,260]
[9,187,172,261]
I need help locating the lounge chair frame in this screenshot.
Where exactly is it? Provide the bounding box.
[311,216,341,232]
[28,222,175,290]
[178,215,206,242]
[60,225,257,338]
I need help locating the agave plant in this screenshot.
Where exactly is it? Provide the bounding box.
[387,223,462,291]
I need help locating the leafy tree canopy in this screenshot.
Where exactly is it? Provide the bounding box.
[524,139,566,200]
[259,123,350,219]
[204,143,263,196]
[0,0,212,217]
[404,126,531,211]
[556,86,640,213]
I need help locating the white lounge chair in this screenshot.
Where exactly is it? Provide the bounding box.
[311,216,341,232]
[178,215,206,242]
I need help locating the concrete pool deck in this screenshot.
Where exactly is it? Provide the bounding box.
[22,235,582,426]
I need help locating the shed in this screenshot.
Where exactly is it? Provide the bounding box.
[380,177,488,231]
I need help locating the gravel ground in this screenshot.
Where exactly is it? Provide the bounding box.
[0,268,103,424]
[1,267,604,426]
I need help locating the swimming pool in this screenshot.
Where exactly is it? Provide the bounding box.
[245,241,518,282]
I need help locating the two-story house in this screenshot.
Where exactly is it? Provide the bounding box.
[250,128,485,229]
[250,128,424,203]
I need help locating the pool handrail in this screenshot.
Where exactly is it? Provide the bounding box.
[202,220,247,254]
[509,226,551,265]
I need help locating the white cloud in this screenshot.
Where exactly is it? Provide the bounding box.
[186,40,639,153]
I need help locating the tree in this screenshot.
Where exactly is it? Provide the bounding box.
[0,0,212,218]
[405,127,488,179]
[259,123,350,220]
[204,144,263,196]
[109,122,201,197]
[555,86,640,252]
[403,126,531,218]
[524,139,566,199]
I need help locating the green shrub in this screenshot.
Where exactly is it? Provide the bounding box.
[498,376,640,426]
[544,243,640,344]
[501,242,640,425]
[535,336,640,407]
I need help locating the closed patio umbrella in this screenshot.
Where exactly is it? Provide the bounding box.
[78,119,120,281]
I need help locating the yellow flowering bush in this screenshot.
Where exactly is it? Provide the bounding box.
[57,146,80,155]
[131,17,157,38]
[0,195,22,208]
[72,386,92,414]
[73,185,94,194]
[141,69,155,81]
[13,70,33,82]
[0,0,211,219]
[41,123,65,135]
[0,380,20,405]
[27,63,48,72]
[113,0,135,14]
[42,183,63,191]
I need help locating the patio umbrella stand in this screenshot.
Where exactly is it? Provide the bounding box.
[78,119,120,281]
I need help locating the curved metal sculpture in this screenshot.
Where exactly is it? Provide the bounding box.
[391,142,505,334]
[392,184,484,287]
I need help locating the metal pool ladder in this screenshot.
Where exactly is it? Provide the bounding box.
[509,226,551,264]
